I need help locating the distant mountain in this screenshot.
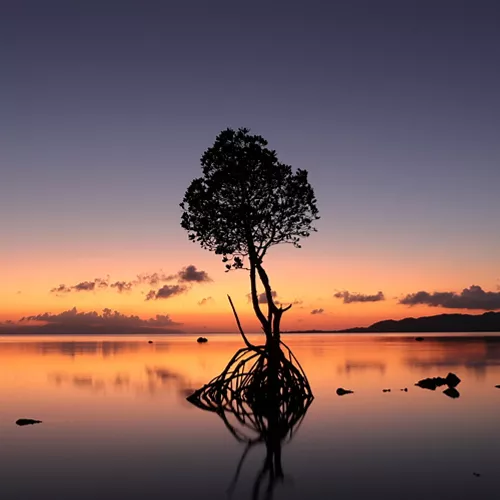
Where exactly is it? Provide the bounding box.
[287,311,500,333]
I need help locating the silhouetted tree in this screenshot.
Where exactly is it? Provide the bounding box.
[180,128,319,343]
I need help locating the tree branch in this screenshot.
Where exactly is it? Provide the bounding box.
[250,263,270,336]
[256,263,278,317]
[227,295,254,349]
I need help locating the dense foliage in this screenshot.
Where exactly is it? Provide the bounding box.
[180,128,319,271]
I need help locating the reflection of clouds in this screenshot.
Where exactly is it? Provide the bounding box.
[35,341,141,357]
[146,366,182,382]
[3,340,170,358]
[406,357,500,378]
[114,374,130,387]
[48,367,197,400]
[48,372,106,391]
[50,373,66,385]
[73,375,94,386]
[407,359,500,369]
[404,339,500,378]
[337,360,386,374]
[144,366,196,399]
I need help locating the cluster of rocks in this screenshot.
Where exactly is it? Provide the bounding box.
[336,387,409,396]
[336,373,467,398]
[415,372,461,390]
[415,372,461,398]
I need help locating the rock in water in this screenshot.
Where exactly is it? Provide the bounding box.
[495,385,500,389]
[336,388,353,396]
[415,337,424,341]
[197,337,208,343]
[443,387,460,399]
[16,419,42,426]
[415,377,446,390]
[445,372,461,388]
[382,389,391,392]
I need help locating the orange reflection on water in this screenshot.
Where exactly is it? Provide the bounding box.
[1,333,500,414]
[2,333,500,500]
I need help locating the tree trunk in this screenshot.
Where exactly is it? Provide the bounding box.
[256,263,281,342]
[249,262,271,340]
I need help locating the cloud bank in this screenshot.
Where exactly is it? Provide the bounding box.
[0,307,182,334]
[334,291,385,304]
[49,265,212,299]
[51,278,109,294]
[399,285,500,310]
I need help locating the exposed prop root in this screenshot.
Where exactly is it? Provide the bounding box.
[187,342,313,444]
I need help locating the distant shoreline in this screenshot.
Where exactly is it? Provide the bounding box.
[1,331,500,338]
[1,311,499,336]
[286,311,500,334]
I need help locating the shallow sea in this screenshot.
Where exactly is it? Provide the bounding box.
[1,333,500,500]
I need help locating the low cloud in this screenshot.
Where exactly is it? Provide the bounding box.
[334,291,385,304]
[198,297,214,306]
[258,291,278,304]
[135,271,174,286]
[246,291,280,305]
[399,285,500,310]
[146,284,187,301]
[156,285,186,299]
[0,307,182,334]
[50,278,109,294]
[110,281,134,293]
[177,265,212,283]
[245,292,303,308]
[51,284,72,294]
[74,279,108,291]
[49,366,194,396]
[311,308,324,315]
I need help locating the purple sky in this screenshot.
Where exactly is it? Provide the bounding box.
[2,1,499,329]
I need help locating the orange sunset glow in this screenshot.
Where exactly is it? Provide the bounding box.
[2,243,499,332]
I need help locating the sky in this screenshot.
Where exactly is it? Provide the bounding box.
[1,0,500,333]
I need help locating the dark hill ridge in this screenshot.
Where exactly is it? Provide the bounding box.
[286,311,500,333]
[348,311,500,333]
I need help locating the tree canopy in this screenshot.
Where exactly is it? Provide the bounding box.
[181,128,319,269]
[180,127,319,340]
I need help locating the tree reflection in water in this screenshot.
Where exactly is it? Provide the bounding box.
[187,340,313,499]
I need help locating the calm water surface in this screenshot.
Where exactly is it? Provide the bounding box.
[1,333,500,499]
